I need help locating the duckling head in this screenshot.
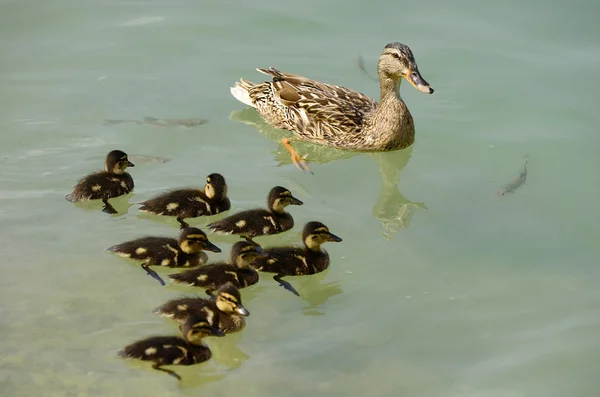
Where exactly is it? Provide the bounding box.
[179,227,221,254]
[204,173,228,201]
[303,221,343,250]
[231,241,268,268]
[378,42,433,94]
[181,315,225,344]
[268,186,303,214]
[214,282,250,316]
[105,150,135,175]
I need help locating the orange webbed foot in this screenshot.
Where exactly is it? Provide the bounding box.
[281,138,313,174]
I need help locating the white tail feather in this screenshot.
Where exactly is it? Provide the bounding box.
[230,84,255,108]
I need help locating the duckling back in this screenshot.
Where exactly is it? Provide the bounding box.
[118,335,208,366]
[66,171,134,202]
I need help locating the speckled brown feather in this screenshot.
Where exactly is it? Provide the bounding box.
[231,42,432,151]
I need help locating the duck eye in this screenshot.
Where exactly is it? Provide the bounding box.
[391,53,401,59]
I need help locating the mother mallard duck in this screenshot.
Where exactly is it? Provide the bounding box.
[230,42,433,172]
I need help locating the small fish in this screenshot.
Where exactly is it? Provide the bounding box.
[355,56,378,82]
[127,154,171,165]
[103,117,208,127]
[496,156,528,196]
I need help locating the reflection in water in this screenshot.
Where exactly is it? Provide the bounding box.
[69,193,136,215]
[206,332,250,370]
[294,272,344,316]
[230,108,427,238]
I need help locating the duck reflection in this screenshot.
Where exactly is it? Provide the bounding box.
[230,109,427,238]
[293,272,343,316]
[70,193,136,215]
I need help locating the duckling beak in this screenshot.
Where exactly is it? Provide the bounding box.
[205,241,222,253]
[289,196,303,206]
[210,327,226,337]
[327,232,343,242]
[127,160,135,167]
[405,69,434,94]
[236,305,250,316]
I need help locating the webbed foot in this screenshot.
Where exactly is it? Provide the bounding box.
[177,217,190,229]
[152,363,181,380]
[274,275,300,296]
[142,264,166,286]
[102,199,118,214]
[282,138,313,174]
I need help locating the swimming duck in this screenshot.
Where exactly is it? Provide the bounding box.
[118,315,224,380]
[153,282,250,333]
[207,186,303,242]
[230,42,433,173]
[139,173,230,229]
[252,221,342,296]
[108,227,221,286]
[65,150,135,214]
[169,241,266,296]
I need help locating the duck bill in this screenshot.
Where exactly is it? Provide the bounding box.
[289,196,303,206]
[127,161,135,167]
[327,232,343,242]
[205,241,222,253]
[405,69,434,94]
[236,305,250,316]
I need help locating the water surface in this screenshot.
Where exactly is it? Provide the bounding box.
[1,0,599,396]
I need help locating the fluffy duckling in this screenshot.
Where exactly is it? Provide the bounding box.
[252,221,342,296]
[153,282,250,333]
[207,186,303,242]
[65,150,135,214]
[118,315,224,380]
[169,241,266,296]
[108,227,221,286]
[139,173,230,229]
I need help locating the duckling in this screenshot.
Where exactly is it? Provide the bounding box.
[108,227,221,286]
[169,241,266,296]
[139,173,230,229]
[251,221,342,296]
[207,186,303,242]
[153,282,250,333]
[65,150,135,214]
[118,314,225,380]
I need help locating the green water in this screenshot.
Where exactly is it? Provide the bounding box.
[1,0,599,396]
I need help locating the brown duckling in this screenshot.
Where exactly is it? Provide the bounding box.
[153,282,250,333]
[139,173,230,229]
[65,149,135,214]
[207,186,303,242]
[108,227,221,286]
[118,315,224,380]
[252,221,342,296]
[169,241,266,296]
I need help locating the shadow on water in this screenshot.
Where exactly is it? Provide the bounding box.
[230,108,427,238]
